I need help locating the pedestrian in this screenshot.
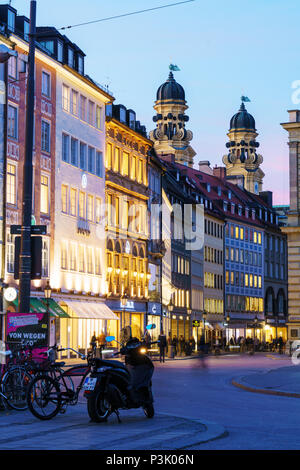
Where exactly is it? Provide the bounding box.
[158,330,167,363]
[144,330,151,349]
[198,334,207,368]
[172,336,178,356]
[98,331,106,358]
[90,332,97,348]
[278,336,284,354]
[179,335,185,357]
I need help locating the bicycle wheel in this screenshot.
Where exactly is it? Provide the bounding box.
[1,367,31,411]
[27,374,61,420]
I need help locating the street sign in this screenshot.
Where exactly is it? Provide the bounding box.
[10,225,47,235]
[14,236,42,280]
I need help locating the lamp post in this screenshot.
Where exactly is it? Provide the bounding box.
[202,310,207,344]
[44,280,51,316]
[253,314,258,353]
[18,0,37,313]
[120,291,128,332]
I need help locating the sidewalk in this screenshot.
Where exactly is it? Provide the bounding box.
[0,406,226,450]
[232,361,300,398]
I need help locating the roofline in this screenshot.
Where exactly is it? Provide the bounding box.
[106,117,153,145]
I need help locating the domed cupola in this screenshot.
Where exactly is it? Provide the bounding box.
[149,67,196,167]
[156,71,185,103]
[222,98,264,195]
[230,102,256,131]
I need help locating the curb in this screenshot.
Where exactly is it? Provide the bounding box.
[232,378,300,398]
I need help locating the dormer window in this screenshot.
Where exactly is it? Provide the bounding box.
[270,213,273,224]
[238,205,242,216]
[252,209,255,220]
[57,40,63,62]
[245,207,249,218]
[39,40,54,55]
[68,47,74,68]
[78,55,84,75]
[228,190,232,199]
[231,203,235,214]
[223,201,228,211]
[210,201,212,209]
[259,208,262,219]
[265,211,268,222]
[218,186,221,196]
[7,9,15,32]
[205,199,208,208]
[207,183,211,192]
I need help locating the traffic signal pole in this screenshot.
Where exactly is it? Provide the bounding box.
[18,1,36,313]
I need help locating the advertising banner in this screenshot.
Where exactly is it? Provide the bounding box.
[5,311,49,359]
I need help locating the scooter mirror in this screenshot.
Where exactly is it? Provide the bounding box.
[146,324,156,330]
[105,336,115,342]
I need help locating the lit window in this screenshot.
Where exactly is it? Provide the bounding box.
[245,274,249,287]
[235,226,239,239]
[87,195,93,221]
[70,243,77,271]
[70,188,77,216]
[114,148,120,173]
[258,232,262,244]
[79,245,85,272]
[96,106,102,129]
[60,241,68,270]
[106,143,112,169]
[240,227,244,240]
[40,175,49,214]
[254,231,257,243]
[62,84,70,112]
[61,184,68,213]
[79,191,85,219]
[123,152,129,176]
[250,274,253,287]
[95,198,102,223]
[7,164,16,205]
[87,247,94,274]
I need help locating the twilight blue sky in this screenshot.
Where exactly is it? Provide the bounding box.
[9,0,300,204]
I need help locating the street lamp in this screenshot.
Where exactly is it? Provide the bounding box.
[202,310,207,344]
[120,291,128,331]
[44,281,51,316]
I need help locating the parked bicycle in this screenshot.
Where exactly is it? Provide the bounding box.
[26,344,96,420]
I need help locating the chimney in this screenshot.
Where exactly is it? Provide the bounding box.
[259,190,273,207]
[198,161,213,175]
[213,166,226,179]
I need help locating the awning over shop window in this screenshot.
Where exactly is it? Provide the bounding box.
[40,299,70,318]
[59,299,119,320]
[7,298,70,318]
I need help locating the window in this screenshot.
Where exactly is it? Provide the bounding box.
[95,249,101,275]
[79,191,85,219]
[40,175,49,214]
[138,159,143,182]
[254,231,257,244]
[57,41,63,62]
[106,143,112,169]
[6,232,14,273]
[42,72,51,97]
[70,243,77,271]
[258,232,262,245]
[41,120,50,152]
[42,238,49,277]
[8,56,17,78]
[80,142,87,170]
[245,274,249,287]
[70,188,77,216]
[62,84,70,112]
[123,152,129,176]
[114,148,120,173]
[88,101,94,125]
[80,95,86,121]
[61,184,68,213]
[40,40,54,54]
[78,55,84,75]
[88,146,95,173]
[61,241,67,270]
[96,151,103,177]
[68,48,74,68]
[71,138,78,166]
[62,134,69,162]
[96,106,102,129]
[78,245,85,272]
[235,226,239,239]
[7,10,15,32]
[87,247,93,274]
[87,195,93,221]
[71,90,78,115]
[95,198,102,223]
[7,164,16,205]
[8,105,18,139]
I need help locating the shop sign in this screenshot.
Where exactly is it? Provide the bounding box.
[148,302,161,316]
[6,311,49,357]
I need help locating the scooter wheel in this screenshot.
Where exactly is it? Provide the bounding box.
[144,404,154,419]
[87,387,111,423]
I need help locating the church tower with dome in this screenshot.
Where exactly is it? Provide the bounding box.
[149,70,196,167]
[222,100,264,194]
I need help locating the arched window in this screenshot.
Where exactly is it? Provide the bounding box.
[266,288,274,314]
[277,290,285,314]
[115,241,121,253]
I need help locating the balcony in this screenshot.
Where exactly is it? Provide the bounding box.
[77,218,90,236]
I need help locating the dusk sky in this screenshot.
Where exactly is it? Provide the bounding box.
[10,0,300,205]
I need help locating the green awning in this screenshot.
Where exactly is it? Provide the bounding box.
[40,298,70,318]
[30,298,47,314]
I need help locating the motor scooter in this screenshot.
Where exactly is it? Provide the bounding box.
[83,324,157,422]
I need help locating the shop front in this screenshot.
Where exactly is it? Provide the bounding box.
[105,299,147,342]
[170,312,192,342]
[147,302,162,341]
[55,297,119,357]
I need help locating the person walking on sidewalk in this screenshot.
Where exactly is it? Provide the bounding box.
[158,330,167,363]
[179,335,185,357]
